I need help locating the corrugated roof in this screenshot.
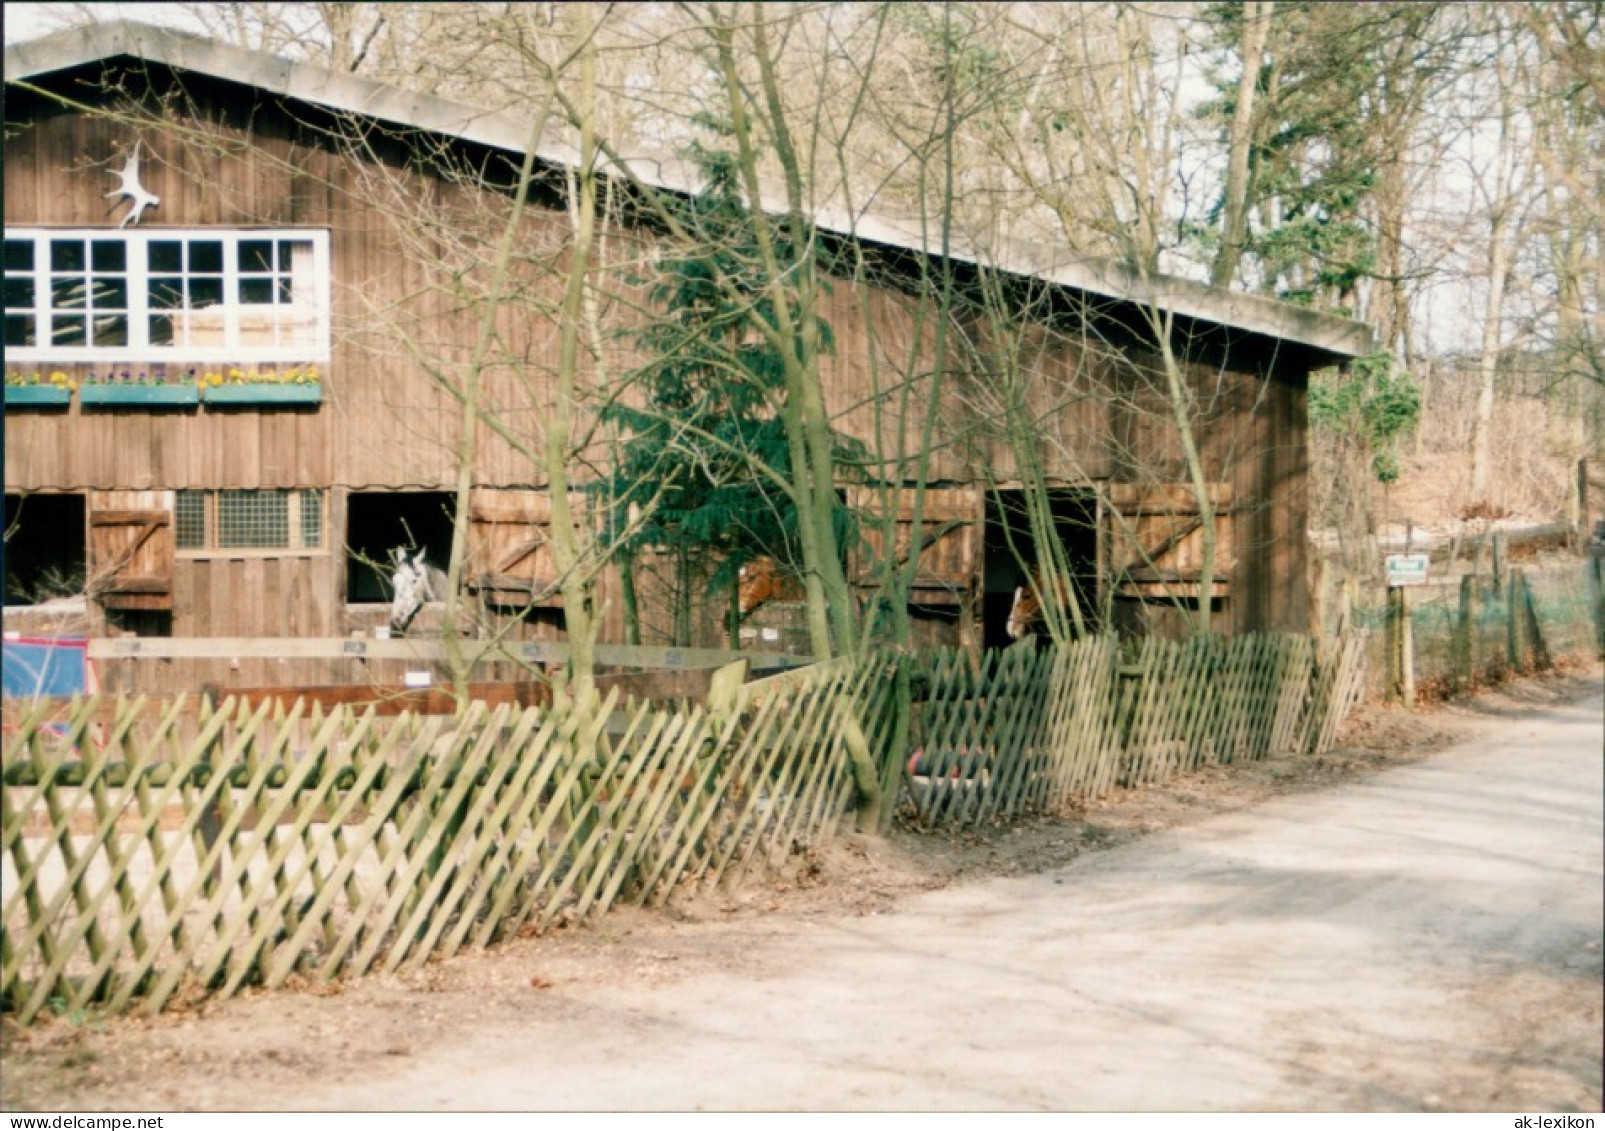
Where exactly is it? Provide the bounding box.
[5,19,1376,362]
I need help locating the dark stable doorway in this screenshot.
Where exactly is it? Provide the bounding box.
[345,491,455,602]
[981,488,1098,648]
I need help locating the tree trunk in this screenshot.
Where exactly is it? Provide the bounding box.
[712,4,855,659]
[1470,204,1511,502]
[1211,0,1274,290]
[438,56,562,706]
[619,546,642,647]
[547,4,603,700]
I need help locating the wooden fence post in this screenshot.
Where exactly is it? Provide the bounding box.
[1516,570,1550,671]
[1591,557,1605,658]
[1386,585,1414,704]
[1453,574,1475,688]
[1505,569,1523,674]
[1575,457,1589,553]
[196,685,225,894]
[1400,587,1415,705]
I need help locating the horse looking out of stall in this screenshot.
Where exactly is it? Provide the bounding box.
[1005,569,1076,641]
[389,547,450,635]
[738,557,803,615]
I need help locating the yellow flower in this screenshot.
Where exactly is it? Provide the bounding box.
[66,379,77,391]
[50,371,68,385]
[206,373,223,386]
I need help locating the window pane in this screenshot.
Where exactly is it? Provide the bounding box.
[4,277,34,309]
[4,240,33,271]
[94,278,128,310]
[51,276,87,309]
[51,314,85,346]
[240,240,273,272]
[280,311,317,348]
[190,241,223,273]
[175,492,205,549]
[217,490,289,549]
[237,307,277,347]
[4,314,34,347]
[91,313,129,347]
[239,277,274,305]
[299,489,323,548]
[50,241,85,272]
[91,241,126,272]
[189,276,222,308]
[149,314,174,346]
[149,241,182,273]
[149,276,183,310]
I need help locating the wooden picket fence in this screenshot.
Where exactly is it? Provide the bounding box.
[899,632,1368,827]
[0,660,883,1023]
[2,632,1363,1022]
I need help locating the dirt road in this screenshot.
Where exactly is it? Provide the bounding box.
[5,679,1601,1112]
[299,686,1602,1112]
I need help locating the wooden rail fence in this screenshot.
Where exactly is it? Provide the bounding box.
[3,632,1365,1021]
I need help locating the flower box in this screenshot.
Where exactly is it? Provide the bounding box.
[80,384,200,408]
[4,385,72,408]
[203,383,323,406]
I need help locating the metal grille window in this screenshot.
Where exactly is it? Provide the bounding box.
[3,228,330,363]
[217,490,289,548]
[298,488,323,548]
[174,491,206,549]
[175,489,325,554]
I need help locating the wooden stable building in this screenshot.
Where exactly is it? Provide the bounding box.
[3,22,1374,680]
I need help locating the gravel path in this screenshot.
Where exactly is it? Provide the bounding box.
[293,689,1604,1112]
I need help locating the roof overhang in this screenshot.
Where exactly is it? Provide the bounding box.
[6,19,1376,365]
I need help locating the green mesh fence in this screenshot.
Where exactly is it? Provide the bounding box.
[1350,560,1603,697]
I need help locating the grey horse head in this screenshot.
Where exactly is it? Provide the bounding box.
[389,547,438,635]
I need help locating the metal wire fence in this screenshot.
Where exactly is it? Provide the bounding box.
[1349,559,1603,699]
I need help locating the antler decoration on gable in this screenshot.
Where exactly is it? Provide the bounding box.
[106,141,160,228]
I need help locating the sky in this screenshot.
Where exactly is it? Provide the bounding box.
[3,2,202,46]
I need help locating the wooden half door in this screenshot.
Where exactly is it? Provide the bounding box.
[1105,482,1235,601]
[848,486,982,605]
[466,489,585,608]
[89,505,174,610]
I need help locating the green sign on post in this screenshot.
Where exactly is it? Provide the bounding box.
[1384,553,1430,587]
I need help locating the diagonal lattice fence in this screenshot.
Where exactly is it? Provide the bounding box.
[3,633,1364,1022]
[1,660,881,1023]
[898,631,1366,828]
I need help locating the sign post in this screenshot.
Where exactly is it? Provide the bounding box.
[1384,552,1429,705]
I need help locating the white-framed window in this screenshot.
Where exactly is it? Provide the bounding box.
[175,488,326,556]
[3,229,331,364]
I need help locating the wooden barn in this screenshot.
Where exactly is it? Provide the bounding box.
[3,21,1374,687]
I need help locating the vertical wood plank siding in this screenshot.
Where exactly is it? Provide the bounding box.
[4,70,1316,642]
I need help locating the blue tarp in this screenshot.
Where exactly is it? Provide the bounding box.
[2,637,91,699]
